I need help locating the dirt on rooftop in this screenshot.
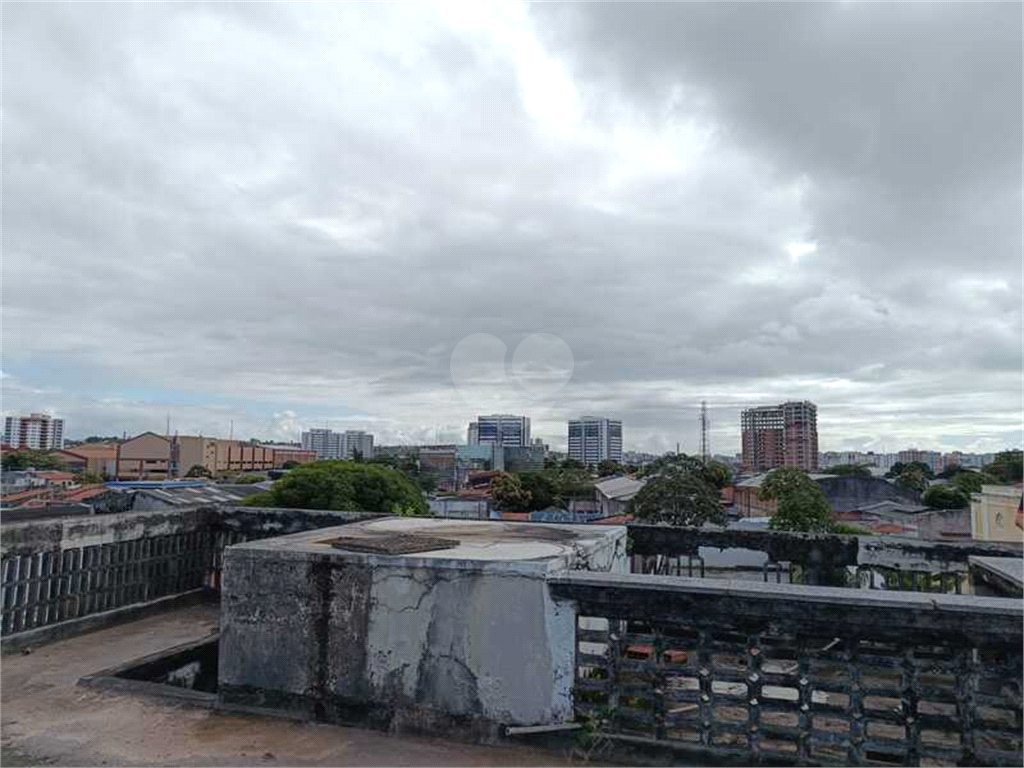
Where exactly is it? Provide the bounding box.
[0,604,579,767]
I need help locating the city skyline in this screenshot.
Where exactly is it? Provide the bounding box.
[2,2,1020,456]
[10,405,1019,460]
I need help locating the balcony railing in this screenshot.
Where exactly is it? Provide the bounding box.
[550,572,1023,766]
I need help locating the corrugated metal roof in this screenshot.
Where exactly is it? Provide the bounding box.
[594,475,646,499]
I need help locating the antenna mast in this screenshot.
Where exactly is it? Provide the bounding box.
[700,401,710,463]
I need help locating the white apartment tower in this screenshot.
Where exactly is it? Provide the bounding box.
[300,429,374,460]
[343,431,374,460]
[568,417,623,465]
[3,413,65,450]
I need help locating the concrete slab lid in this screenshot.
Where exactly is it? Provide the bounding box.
[225,517,627,574]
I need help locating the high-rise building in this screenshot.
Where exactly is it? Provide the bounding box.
[741,401,818,472]
[467,415,531,447]
[301,429,344,459]
[343,431,374,460]
[567,417,623,465]
[3,413,65,450]
[300,428,374,460]
[897,449,942,475]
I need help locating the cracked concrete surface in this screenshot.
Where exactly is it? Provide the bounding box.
[0,604,580,766]
[219,520,628,729]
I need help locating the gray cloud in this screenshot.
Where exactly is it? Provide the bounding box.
[2,1,1020,453]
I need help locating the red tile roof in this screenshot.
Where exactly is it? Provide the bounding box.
[62,486,107,502]
[596,514,634,525]
[33,470,76,482]
[499,512,531,521]
[1,488,53,503]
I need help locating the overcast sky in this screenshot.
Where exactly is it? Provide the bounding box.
[2,1,1021,454]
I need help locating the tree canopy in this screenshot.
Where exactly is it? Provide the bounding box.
[0,450,64,471]
[770,487,836,533]
[921,485,970,510]
[703,460,733,489]
[627,454,725,527]
[885,461,933,479]
[490,472,532,511]
[983,450,1023,484]
[893,468,928,495]
[949,470,993,496]
[370,453,437,494]
[492,468,595,512]
[246,460,428,515]
[185,464,212,478]
[760,467,837,533]
[824,464,872,478]
[758,466,818,502]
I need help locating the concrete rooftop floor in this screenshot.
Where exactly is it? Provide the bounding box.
[0,604,579,767]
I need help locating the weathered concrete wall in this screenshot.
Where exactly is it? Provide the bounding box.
[817,475,920,512]
[218,519,628,733]
[1,505,384,640]
[1,508,211,557]
[912,507,972,540]
[214,507,385,539]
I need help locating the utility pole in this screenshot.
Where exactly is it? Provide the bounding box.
[700,401,710,464]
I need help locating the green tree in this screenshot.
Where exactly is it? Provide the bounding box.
[769,487,836,533]
[983,450,1023,484]
[759,466,820,502]
[518,471,558,511]
[234,474,266,485]
[627,458,726,527]
[894,468,928,495]
[252,460,428,515]
[703,460,733,489]
[922,485,970,510]
[596,460,621,477]
[185,464,212,478]
[950,470,993,496]
[824,464,872,478]
[760,467,838,533]
[1,450,62,471]
[490,472,532,511]
[242,491,274,507]
[75,471,105,485]
[281,460,300,470]
[559,458,587,472]
[885,461,933,480]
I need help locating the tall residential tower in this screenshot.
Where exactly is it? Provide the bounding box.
[3,413,64,450]
[740,401,818,472]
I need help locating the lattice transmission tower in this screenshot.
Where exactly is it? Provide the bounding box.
[699,400,710,463]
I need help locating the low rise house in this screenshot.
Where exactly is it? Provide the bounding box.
[594,475,647,518]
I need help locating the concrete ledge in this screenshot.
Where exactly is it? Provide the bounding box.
[549,571,1024,643]
[2,589,215,654]
[217,683,506,744]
